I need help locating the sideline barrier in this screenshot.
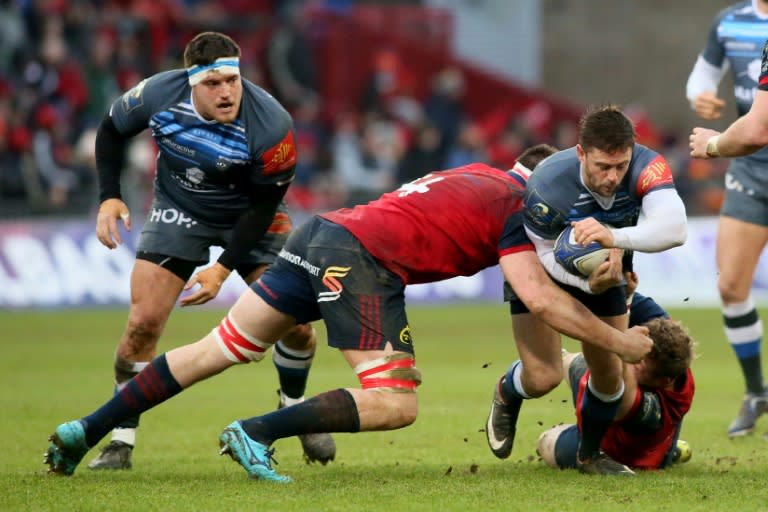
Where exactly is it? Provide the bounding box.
[0,217,765,309]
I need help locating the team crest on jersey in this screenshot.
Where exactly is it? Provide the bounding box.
[636,156,673,196]
[262,131,297,175]
[121,78,148,113]
[399,326,413,345]
[524,188,564,231]
[215,157,232,171]
[318,265,351,303]
[185,167,205,184]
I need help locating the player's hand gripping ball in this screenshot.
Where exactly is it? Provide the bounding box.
[553,224,611,277]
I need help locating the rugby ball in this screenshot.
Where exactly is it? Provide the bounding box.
[553,225,610,277]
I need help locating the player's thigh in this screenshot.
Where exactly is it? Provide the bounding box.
[228,287,299,345]
[128,259,186,324]
[716,216,768,300]
[512,312,563,393]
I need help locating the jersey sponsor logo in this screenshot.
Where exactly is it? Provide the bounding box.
[278,248,320,275]
[636,156,673,196]
[262,131,297,175]
[725,172,754,195]
[735,84,757,103]
[185,167,205,184]
[147,207,198,228]
[121,78,148,113]
[318,265,351,303]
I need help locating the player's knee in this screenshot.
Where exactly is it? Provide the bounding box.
[524,367,562,397]
[372,391,418,428]
[279,323,316,351]
[212,313,273,363]
[124,308,166,344]
[717,278,750,304]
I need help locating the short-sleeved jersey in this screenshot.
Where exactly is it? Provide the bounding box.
[320,163,534,284]
[109,69,297,228]
[575,368,695,470]
[702,1,768,162]
[523,144,675,240]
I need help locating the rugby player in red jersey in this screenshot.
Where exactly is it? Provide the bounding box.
[45,162,652,482]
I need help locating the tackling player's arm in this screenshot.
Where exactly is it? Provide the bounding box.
[500,250,652,363]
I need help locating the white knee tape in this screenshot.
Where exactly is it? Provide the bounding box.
[212,314,271,363]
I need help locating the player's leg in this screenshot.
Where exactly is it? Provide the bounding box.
[487,305,562,459]
[242,261,336,464]
[717,215,768,437]
[87,257,190,470]
[218,218,416,481]
[46,287,292,476]
[536,424,579,469]
[569,283,633,475]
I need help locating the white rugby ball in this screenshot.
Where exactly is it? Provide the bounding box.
[553,225,610,277]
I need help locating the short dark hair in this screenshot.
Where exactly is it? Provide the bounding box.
[644,318,696,380]
[183,32,241,68]
[516,143,558,171]
[578,104,635,153]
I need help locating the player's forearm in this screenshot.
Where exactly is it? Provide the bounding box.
[610,189,687,252]
[713,114,768,157]
[685,55,725,105]
[525,226,591,293]
[95,115,128,202]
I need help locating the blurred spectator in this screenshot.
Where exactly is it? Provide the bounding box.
[444,121,488,168]
[266,0,319,110]
[332,110,404,206]
[397,122,444,184]
[424,66,467,155]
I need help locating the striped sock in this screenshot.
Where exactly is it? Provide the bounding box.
[723,299,766,395]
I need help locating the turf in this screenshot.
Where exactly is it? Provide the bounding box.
[3,305,768,511]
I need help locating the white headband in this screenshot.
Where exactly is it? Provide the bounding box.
[187,57,240,86]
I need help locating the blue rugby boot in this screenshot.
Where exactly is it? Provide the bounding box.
[218,421,291,483]
[44,420,90,476]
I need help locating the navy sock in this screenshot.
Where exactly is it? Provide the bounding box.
[500,360,526,402]
[81,354,182,447]
[272,341,314,399]
[241,388,359,445]
[577,385,620,460]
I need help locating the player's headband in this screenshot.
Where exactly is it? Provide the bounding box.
[187,57,240,86]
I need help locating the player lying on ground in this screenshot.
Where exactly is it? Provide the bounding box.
[536,272,696,471]
[44,158,652,482]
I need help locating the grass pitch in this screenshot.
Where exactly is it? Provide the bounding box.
[3,304,768,511]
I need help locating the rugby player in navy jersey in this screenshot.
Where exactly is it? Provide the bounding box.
[491,140,691,475]
[86,31,334,470]
[687,2,768,438]
[487,105,687,476]
[536,271,696,472]
[45,161,653,482]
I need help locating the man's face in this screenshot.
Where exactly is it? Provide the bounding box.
[191,72,242,124]
[576,145,632,197]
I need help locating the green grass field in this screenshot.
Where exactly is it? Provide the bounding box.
[3,304,768,511]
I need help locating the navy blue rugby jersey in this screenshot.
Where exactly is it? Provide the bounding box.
[700,1,768,162]
[109,69,296,228]
[523,144,675,240]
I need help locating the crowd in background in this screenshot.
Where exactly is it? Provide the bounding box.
[0,0,728,221]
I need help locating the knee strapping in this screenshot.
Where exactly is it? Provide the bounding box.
[213,314,272,363]
[354,353,422,393]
